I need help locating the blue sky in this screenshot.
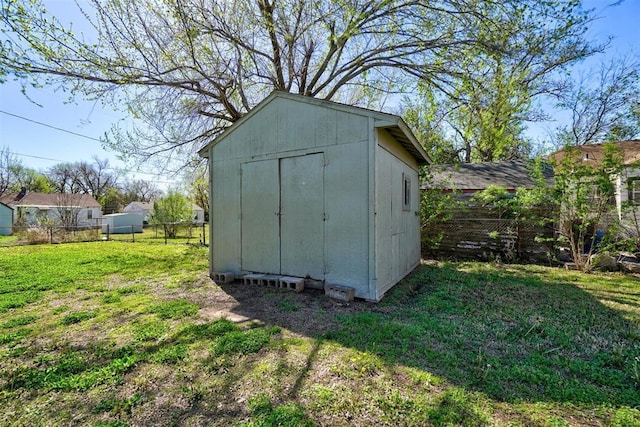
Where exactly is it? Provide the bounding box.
[0,0,638,178]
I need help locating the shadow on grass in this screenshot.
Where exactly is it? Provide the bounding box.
[3,259,639,425]
[224,262,640,408]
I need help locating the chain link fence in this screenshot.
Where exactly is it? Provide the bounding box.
[0,222,208,247]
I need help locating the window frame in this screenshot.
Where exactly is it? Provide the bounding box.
[628,177,640,204]
[402,173,411,211]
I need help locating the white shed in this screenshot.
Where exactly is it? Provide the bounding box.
[101,213,143,234]
[123,202,153,223]
[199,92,431,301]
[191,203,205,225]
[0,202,13,236]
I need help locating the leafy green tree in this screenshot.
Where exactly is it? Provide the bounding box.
[183,165,209,222]
[549,143,622,271]
[403,0,601,164]
[151,191,193,238]
[1,0,597,168]
[472,185,514,219]
[10,166,52,193]
[101,187,124,215]
[0,146,52,193]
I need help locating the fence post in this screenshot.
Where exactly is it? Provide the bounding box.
[202,223,206,246]
[164,223,168,245]
[132,225,135,242]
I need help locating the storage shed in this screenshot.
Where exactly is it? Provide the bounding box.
[123,201,153,223]
[0,202,13,236]
[101,213,143,234]
[199,92,431,301]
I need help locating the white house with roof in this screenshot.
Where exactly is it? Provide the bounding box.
[0,190,102,229]
[549,140,640,221]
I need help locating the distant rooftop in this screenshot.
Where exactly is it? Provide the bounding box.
[424,159,552,192]
[0,192,100,208]
[548,140,640,167]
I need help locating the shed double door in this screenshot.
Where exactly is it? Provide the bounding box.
[241,153,325,279]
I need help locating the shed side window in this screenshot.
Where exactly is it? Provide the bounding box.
[403,173,411,211]
[87,209,93,220]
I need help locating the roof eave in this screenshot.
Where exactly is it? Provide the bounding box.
[375,119,431,165]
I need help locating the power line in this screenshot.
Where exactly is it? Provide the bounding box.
[9,152,66,163]
[8,150,178,185]
[1,109,182,164]
[0,109,102,142]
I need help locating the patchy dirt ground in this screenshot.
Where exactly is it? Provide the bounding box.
[165,272,374,336]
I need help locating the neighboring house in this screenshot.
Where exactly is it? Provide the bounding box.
[549,140,640,220]
[101,213,143,234]
[423,159,551,197]
[191,204,205,225]
[199,91,430,301]
[0,190,102,229]
[0,202,13,236]
[123,201,154,223]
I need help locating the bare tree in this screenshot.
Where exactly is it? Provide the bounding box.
[54,193,81,231]
[74,157,119,200]
[47,157,119,201]
[554,56,640,146]
[0,145,19,195]
[122,179,163,203]
[47,163,82,194]
[0,0,597,168]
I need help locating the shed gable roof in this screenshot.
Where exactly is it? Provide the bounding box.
[424,159,551,191]
[198,91,430,165]
[0,192,101,208]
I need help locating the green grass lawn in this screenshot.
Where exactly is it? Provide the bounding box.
[0,242,638,426]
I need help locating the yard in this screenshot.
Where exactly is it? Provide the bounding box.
[0,242,638,426]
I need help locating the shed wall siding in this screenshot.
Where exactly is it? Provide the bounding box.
[375,130,421,299]
[207,94,423,301]
[101,214,143,234]
[209,97,372,297]
[211,100,370,161]
[0,205,12,236]
[323,139,370,296]
[211,157,242,274]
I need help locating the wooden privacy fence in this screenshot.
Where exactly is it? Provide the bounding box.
[422,206,555,262]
